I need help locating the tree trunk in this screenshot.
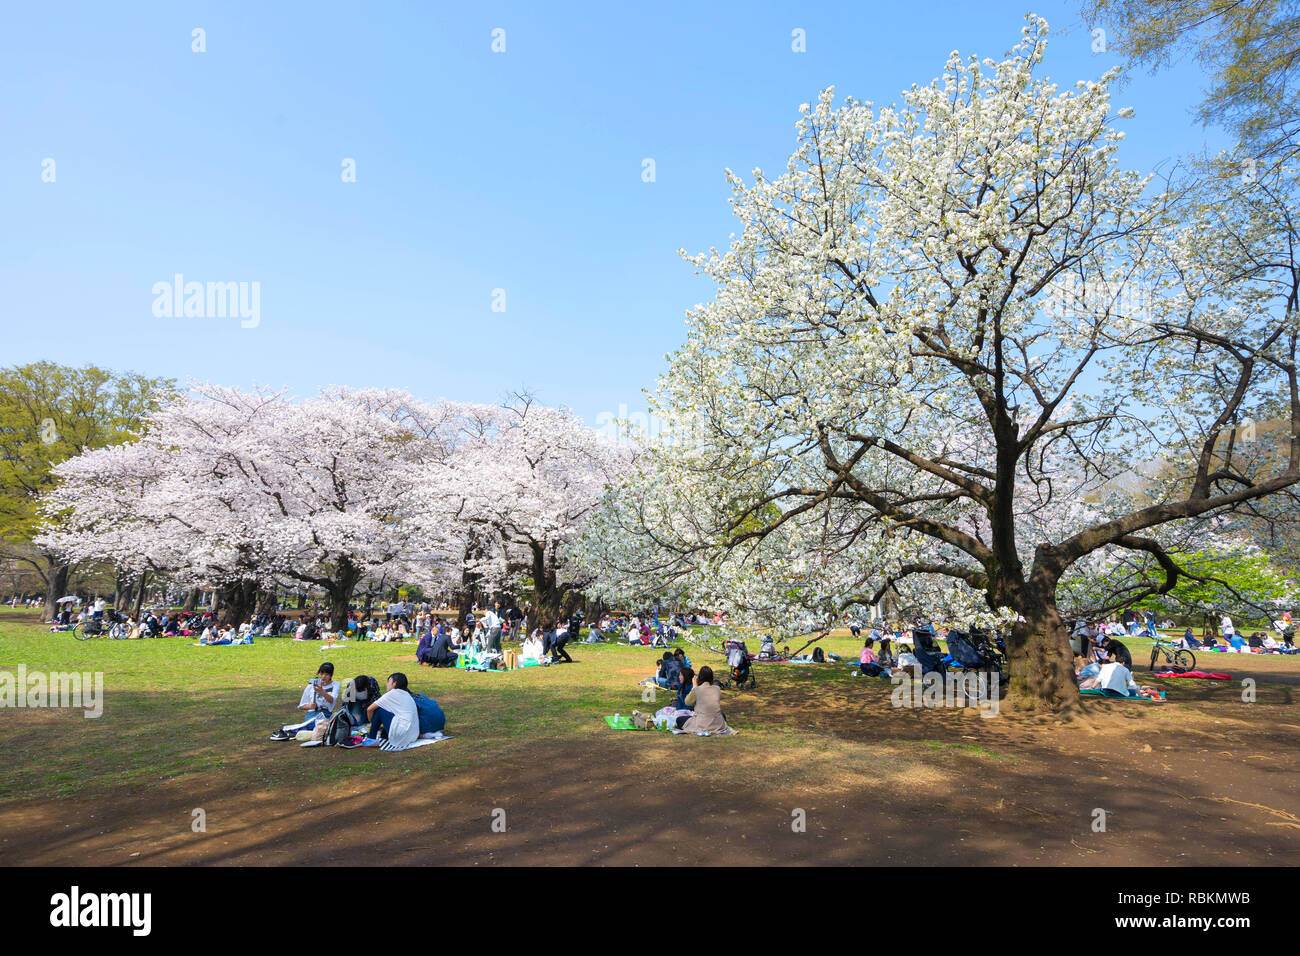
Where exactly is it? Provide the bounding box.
[114,567,130,611]
[43,561,68,621]
[456,545,483,626]
[529,541,562,630]
[1005,587,1078,712]
[181,587,199,612]
[221,580,258,628]
[326,558,362,632]
[133,571,148,620]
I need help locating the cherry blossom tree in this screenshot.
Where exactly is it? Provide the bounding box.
[589,17,1300,710]
[415,395,632,628]
[43,384,453,629]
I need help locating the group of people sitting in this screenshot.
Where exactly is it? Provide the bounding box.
[634,658,734,735]
[1172,614,1298,654]
[414,618,578,669]
[1073,653,1163,699]
[640,648,696,707]
[270,663,447,751]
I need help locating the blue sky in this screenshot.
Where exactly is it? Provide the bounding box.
[1,1,1230,427]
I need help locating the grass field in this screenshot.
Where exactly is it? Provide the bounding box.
[2,609,1298,866]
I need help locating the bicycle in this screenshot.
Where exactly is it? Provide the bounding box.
[73,614,132,641]
[1148,636,1195,672]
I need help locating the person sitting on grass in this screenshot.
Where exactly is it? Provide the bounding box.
[675,666,695,710]
[654,651,682,688]
[857,638,885,675]
[674,667,732,734]
[893,639,921,678]
[1095,659,1160,698]
[875,628,895,667]
[1074,653,1102,688]
[418,627,456,667]
[270,663,339,740]
[350,672,419,749]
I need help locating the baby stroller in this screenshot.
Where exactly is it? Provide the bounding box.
[943,628,1010,701]
[720,639,756,690]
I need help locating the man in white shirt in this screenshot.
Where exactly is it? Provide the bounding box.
[483,604,502,653]
[1097,661,1136,696]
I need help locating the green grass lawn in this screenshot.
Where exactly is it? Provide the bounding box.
[1,615,703,800]
[4,609,1298,866]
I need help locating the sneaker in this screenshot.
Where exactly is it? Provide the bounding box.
[269,729,294,741]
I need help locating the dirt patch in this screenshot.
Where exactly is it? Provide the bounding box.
[3,677,1295,866]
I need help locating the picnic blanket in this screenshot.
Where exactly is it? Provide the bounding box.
[378,730,452,751]
[1080,687,1166,702]
[604,713,740,736]
[456,652,505,672]
[605,714,667,731]
[307,730,453,751]
[671,726,740,736]
[1150,669,1230,680]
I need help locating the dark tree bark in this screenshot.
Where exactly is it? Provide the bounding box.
[42,561,68,622]
[528,540,563,630]
[133,571,148,621]
[322,558,362,632]
[220,580,258,628]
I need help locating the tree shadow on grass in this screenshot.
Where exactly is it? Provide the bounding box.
[2,664,1298,866]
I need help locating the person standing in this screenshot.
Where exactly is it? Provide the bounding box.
[485,602,503,653]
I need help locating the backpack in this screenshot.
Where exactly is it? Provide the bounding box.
[812,646,825,663]
[409,692,446,735]
[323,709,354,746]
